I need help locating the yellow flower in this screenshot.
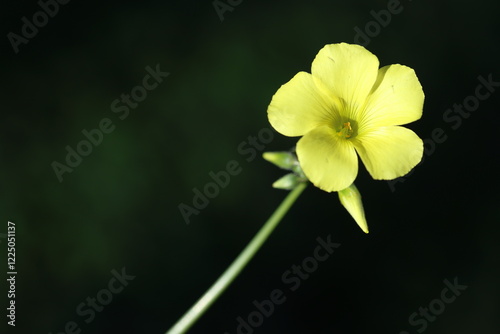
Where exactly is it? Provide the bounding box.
[267,43,424,192]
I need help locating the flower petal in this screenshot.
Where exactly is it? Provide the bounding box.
[296,125,358,192]
[267,72,339,137]
[352,126,423,180]
[359,64,424,132]
[311,43,379,119]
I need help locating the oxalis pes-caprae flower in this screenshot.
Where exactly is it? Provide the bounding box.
[165,43,425,334]
[264,43,425,233]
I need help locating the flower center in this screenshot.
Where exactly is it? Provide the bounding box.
[337,122,354,139]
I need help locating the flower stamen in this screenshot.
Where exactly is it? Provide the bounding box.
[338,122,353,139]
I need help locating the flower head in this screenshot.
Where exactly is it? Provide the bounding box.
[267,43,424,192]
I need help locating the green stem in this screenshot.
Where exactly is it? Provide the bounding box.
[166,182,308,334]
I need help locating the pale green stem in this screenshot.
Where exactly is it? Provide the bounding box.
[166,182,308,334]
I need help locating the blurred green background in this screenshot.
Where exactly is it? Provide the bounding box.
[1,0,499,333]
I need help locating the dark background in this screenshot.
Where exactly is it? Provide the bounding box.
[1,0,499,333]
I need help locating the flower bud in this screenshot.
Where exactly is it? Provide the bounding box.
[338,183,368,233]
[262,151,296,170]
[272,173,303,190]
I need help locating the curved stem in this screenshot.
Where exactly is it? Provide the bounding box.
[166,182,308,334]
